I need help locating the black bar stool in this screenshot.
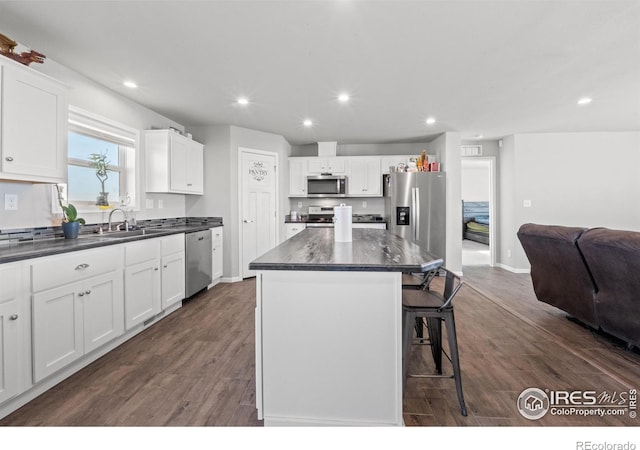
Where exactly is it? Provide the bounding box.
[402,268,467,416]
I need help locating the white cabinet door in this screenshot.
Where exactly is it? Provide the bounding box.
[0,263,23,404]
[211,227,224,284]
[285,223,305,240]
[307,158,346,175]
[161,252,185,309]
[347,157,382,197]
[0,60,67,183]
[82,271,124,354]
[288,158,307,197]
[124,259,161,330]
[169,133,189,192]
[33,282,84,382]
[185,141,204,194]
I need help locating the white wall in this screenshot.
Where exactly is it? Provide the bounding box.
[431,132,463,273]
[0,58,187,229]
[186,125,291,280]
[499,131,640,271]
[461,161,490,201]
[290,142,435,157]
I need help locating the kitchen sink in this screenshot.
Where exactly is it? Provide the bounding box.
[93,228,167,239]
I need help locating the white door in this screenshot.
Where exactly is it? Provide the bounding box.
[241,149,278,278]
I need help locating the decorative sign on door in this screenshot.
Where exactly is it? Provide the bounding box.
[249,161,269,182]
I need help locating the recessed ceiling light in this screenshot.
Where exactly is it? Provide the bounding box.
[425,117,436,125]
[123,80,137,89]
[338,93,350,103]
[303,119,313,127]
[577,97,592,105]
[237,97,249,105]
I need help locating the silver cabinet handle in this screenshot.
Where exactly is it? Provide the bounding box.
[154,267,159,271]
[9,314,18,320]
[198,236,204,241]
[164,265,168,268]
[78,292,85,297]
[243,219,254,223]
[5,156,13,162]
[85,290,91,295]
[187,183,193,186]
[75,263,90,271]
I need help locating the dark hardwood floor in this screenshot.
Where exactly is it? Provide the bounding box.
[2,266,639,426]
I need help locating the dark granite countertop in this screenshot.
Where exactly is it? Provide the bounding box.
[0,222,222,264]
[249,228,442,272]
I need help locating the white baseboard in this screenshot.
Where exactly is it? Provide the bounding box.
[221,276,243,283]
[496,263,530,274]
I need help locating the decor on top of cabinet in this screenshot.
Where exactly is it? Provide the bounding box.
[0,33,46,66]
[56,184,85,239]
[89,150,112,209]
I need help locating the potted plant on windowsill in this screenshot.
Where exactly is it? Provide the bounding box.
[89,150,112,209]
[56,184,85,239]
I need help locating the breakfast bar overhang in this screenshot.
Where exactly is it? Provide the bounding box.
[249,228,443,426]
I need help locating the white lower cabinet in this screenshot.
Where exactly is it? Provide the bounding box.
[285,223,305,240]
[124,239,161,330]
[211,227,224,285]
[0,262,24,404]
[32,271,124,382]
[161,234,186,309]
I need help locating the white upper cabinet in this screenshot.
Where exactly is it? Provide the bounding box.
[307,158,346,175]
[346,157,382,197]
[145,130,204,195]
[288,158,307,197]
[0,57,68,183]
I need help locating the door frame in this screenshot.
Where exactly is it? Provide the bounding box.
[238,147,279,279]
[461,156,496,267]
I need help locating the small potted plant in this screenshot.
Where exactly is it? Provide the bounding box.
[56,185,85,239]
[89,150,112,208]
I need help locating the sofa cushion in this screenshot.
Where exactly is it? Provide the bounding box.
[577,228,640,347]
[517,223,598,327]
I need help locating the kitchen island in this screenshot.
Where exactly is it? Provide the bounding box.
[249,228,443,426]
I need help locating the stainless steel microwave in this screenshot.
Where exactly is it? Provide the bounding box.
[307,175,347,198]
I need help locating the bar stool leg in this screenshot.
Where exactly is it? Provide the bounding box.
[444,309,467,416]
[426,317,443,374]
[402,308,415,391]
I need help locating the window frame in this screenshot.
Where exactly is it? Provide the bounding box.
[58,106,141,214]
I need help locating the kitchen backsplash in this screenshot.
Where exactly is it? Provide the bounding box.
[0,216,223,245]
[288,197,385,216]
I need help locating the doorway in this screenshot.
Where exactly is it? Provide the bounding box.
[461,157,496,267]
[239,148,278,279]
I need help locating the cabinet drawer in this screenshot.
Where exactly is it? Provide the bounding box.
[125,238,161,266]
[161,233,184,256]
[31,246,123,293]
[212,227,223,244]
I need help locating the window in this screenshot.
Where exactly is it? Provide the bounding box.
[63,106,140,211]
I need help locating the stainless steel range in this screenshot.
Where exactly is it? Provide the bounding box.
[306,206,336,227]
[306,206,385,227]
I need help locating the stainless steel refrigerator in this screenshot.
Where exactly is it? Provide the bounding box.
[383,171,446,261]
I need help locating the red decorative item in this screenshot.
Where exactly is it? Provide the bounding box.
[0,33,46,66]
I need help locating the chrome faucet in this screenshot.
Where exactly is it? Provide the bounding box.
[107,208,129,232]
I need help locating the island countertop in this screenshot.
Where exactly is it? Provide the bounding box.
[249,227,443,273]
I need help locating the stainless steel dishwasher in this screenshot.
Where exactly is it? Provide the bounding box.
[185,229,212,297]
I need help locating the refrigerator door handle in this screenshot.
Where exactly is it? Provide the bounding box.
[414,187,420,241]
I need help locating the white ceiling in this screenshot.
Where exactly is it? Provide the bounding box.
[1,0,638,145]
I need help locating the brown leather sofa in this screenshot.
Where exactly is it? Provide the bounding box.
[517,223,639,349]
[578,228,640,349]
